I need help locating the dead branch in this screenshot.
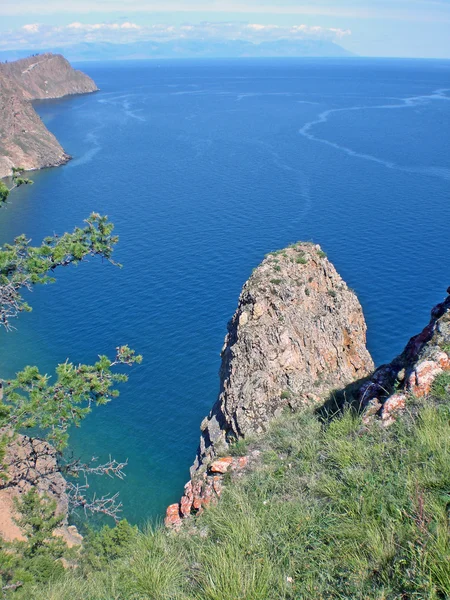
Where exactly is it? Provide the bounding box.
[66,481,123,522]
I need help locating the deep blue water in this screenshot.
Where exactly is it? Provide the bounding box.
[0,58,449,525]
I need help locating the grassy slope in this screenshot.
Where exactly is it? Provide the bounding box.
[22,385,450,600]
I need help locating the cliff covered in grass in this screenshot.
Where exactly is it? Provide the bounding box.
[20,387,450,599]
[0,54,98,178]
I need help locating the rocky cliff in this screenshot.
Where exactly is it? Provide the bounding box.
[0,53,98,178]
[193,242,374,473]
[166,245,450,528]
[358,289,450,425]
[0,430,81,546]
[166,243,374,526]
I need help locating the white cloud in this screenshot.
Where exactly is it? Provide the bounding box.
[0,21,352,50]
[22,24,40,33]
[66,21,141,31]
[121,22,141,30]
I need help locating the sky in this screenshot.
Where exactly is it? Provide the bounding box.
[0,0,450,58]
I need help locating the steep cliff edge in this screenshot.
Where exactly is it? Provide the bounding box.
[358,289,450,425]
[0,54,98,178]
[166,243,374,526]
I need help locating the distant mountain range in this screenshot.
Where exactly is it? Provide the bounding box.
[0,39,354,63]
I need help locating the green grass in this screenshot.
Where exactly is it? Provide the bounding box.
[432,371,450,399]
[229,437,252,457]
[12,395,450,600]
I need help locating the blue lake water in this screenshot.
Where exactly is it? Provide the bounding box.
[0,58,449,525]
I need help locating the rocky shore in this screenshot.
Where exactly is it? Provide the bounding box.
[0,53,98,179]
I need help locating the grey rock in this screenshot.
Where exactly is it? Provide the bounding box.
[192,243,374,474]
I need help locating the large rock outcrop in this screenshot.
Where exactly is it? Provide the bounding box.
[0,53,98,178]
[165,243,374,527]
[193,242,374,473]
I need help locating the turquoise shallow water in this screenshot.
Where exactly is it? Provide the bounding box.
[0,58,449,525]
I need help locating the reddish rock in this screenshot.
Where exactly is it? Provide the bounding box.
[408,361,443,397]
[359,290,450,421]
[236,456,249,469]
[212,476,223,496]
[165,504,182,529]
[209,457,233,474]
[201,480,215,507]
[180,494,193,518]
[382,393,407,426]
[437,352,450,369]
[192,496,203,511]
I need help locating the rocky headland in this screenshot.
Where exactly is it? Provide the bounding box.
[0,53,98,179]
[194,242,374,472]
[166,244,450,528]
[166,242,375,526]
[1,229,449,542]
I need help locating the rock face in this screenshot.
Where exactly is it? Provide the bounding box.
[359,290,450,425]
[166,243,374,526]
[0,53,98,178]
[193,243,374,474]
[165,454,253,529]
[0,430,81,546]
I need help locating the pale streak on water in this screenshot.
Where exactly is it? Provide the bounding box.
[299,87,450,180]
